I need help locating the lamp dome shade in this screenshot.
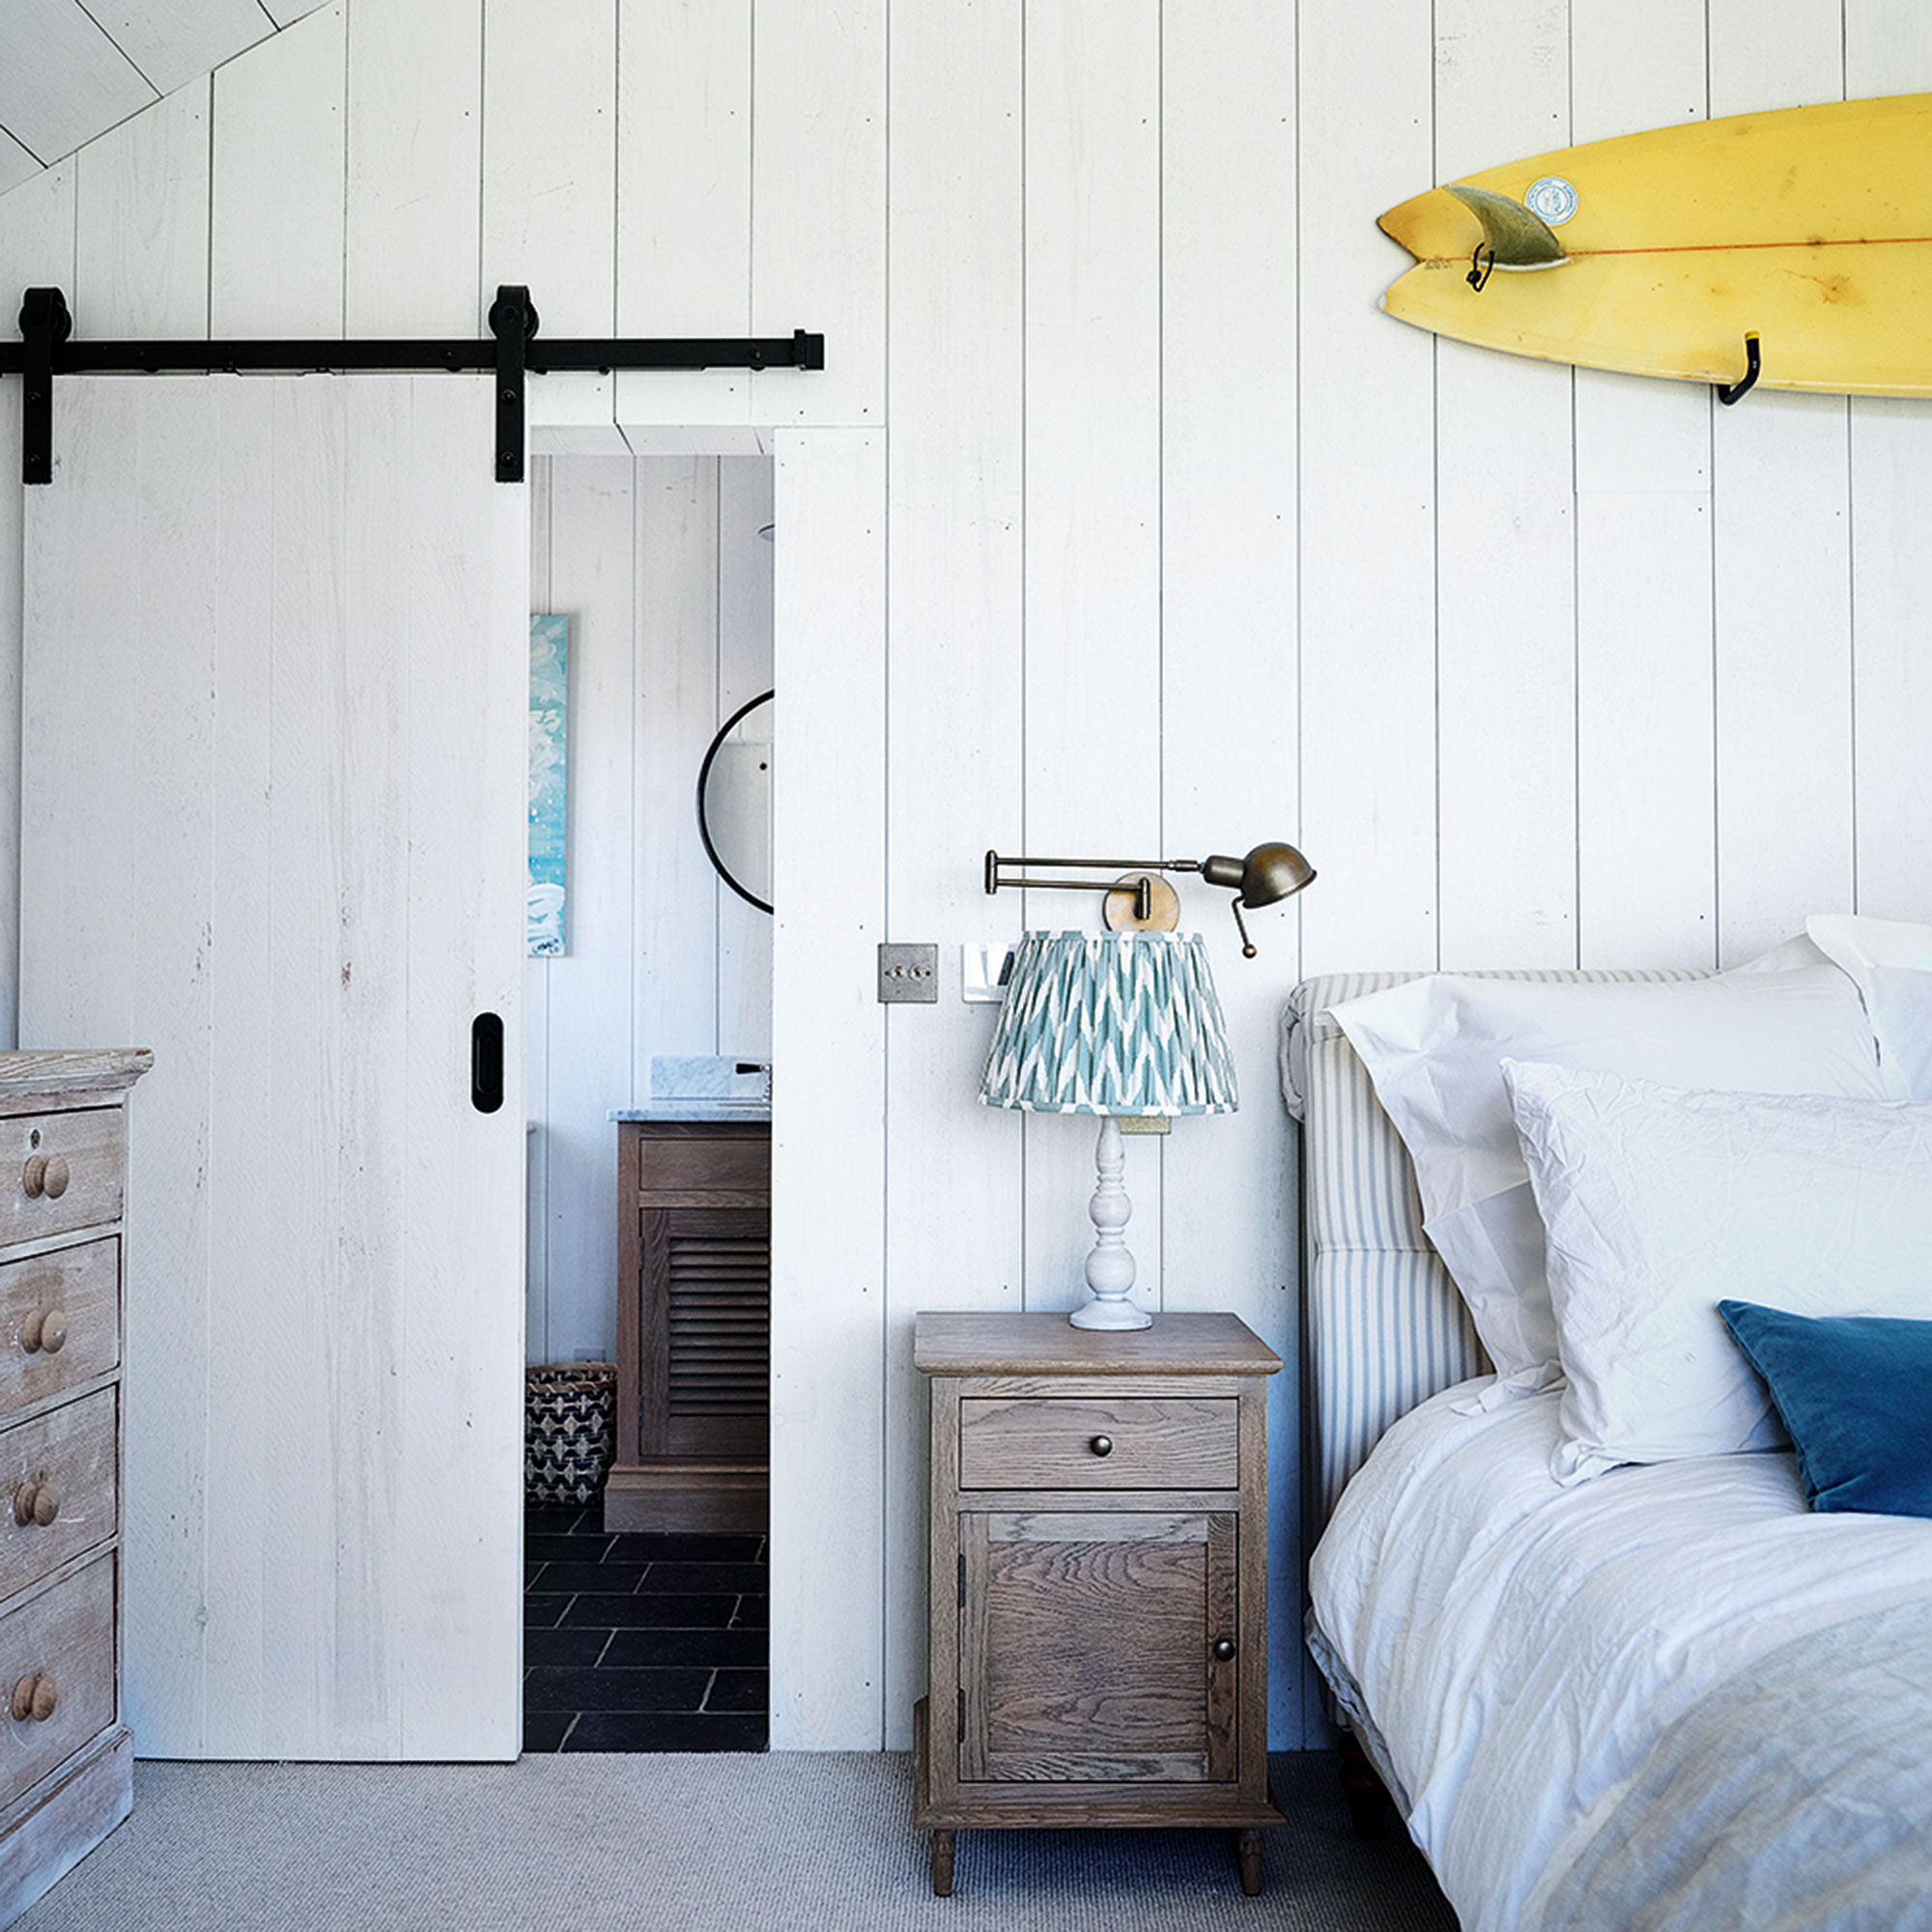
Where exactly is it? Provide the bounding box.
[1201,842,1317,908]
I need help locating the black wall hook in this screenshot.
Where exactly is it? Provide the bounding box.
[1716,332,1762,406]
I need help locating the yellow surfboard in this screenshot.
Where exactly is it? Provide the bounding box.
[1379,92,1932,398]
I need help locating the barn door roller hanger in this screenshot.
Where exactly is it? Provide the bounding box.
[2,284,826,486]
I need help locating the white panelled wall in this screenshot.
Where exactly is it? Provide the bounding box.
[524,453,774,1366]
[3,0,1932,1756]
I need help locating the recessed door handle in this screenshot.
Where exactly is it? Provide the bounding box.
[470,1013,504,1114]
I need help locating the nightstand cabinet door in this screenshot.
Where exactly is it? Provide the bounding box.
[960,1508,1239,1784]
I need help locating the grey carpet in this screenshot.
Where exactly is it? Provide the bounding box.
[16,1750,1457,1931]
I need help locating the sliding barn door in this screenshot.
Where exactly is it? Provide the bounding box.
[20,376,526,1759]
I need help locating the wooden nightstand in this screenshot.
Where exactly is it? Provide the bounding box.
[912,1311,1285,1896]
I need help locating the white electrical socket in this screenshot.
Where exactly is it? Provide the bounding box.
[962,942,1017,1003]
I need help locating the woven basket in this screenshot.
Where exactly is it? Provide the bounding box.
[524,1362,618,1506]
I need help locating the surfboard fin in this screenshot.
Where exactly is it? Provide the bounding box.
[1445,185,1568,270]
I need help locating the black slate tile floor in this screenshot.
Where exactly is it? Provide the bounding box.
[525,1503,768,1752]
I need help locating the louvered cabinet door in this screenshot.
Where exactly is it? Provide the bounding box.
[640,1207,770,1460]
[607,1122,770,1533]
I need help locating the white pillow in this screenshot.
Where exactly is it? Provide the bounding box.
[1328,952,1894,1394]
[1506,1058,1932,1483]
[1807,914,1932,1098]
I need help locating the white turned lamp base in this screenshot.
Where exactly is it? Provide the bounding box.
[1069,1115,1154,1330]
[1069,1297,1154,1331]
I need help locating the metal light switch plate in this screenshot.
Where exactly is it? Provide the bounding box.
[878,943,940,1004]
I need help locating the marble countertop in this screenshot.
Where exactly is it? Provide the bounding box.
[608,1102,771,1123]
[607,1055,771,1122]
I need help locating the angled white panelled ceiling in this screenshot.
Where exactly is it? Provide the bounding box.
[0,0,326,193]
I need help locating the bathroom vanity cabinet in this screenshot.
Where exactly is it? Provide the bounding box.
[606,1119,770,1533]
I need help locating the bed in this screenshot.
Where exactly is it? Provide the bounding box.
[1285,934,1932,1931]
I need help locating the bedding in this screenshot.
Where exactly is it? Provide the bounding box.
[1290,955,1932,1931]
[1505,1060,1932,1482]
[1326,953,1891,1397]
[1719,1300,1932,1517]
[1286,968,1699,1526]
[1308,1384,1932,1931]
[1806,913,1932,1096]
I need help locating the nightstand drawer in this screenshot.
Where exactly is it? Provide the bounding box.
[0,1110,125,1248]
[958,1396,1238,1490]
[0,1554,117,1811]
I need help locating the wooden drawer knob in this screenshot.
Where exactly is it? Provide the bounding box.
[10,1673,55,1722]
[12,1479,58,1527]
[19,1310,67,1356]
[21,1154,69,1201]
[1089,1435,1113,1457]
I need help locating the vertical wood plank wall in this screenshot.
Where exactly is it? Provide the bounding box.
[4,0,1932,1754]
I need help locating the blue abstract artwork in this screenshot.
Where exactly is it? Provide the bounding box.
[527,615,569,956]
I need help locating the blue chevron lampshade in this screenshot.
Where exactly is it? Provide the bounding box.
[979,930,1238,1117]
[980,931,1237,1329]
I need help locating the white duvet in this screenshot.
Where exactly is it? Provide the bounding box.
[1308,1380,1932,1930]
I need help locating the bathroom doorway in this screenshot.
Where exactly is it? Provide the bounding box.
[523,451,775,1750]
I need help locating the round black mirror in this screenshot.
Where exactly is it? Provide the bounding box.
[696,690,774,913]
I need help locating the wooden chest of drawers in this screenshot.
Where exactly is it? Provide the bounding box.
[913,1312,1284,1897]
[0,1051,149,1927]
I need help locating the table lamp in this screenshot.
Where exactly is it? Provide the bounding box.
[979,929,1237,1328]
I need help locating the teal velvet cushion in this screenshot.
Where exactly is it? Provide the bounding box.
[1719,1299,1932,1518]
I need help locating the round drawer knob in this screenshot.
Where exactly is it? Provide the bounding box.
[20,1156,43,1200]
[10,1673,55,1722]
[1213,1637,1237,1662]
[13,1480,58,1528]
[1089,1435,1113,1458]
[42,1156,68,1201]
[19,1311,66,1357]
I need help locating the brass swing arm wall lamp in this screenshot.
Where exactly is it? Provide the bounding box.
[982,842,1317,957]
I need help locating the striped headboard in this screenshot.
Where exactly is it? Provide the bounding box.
[1282,968,1709,1532]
